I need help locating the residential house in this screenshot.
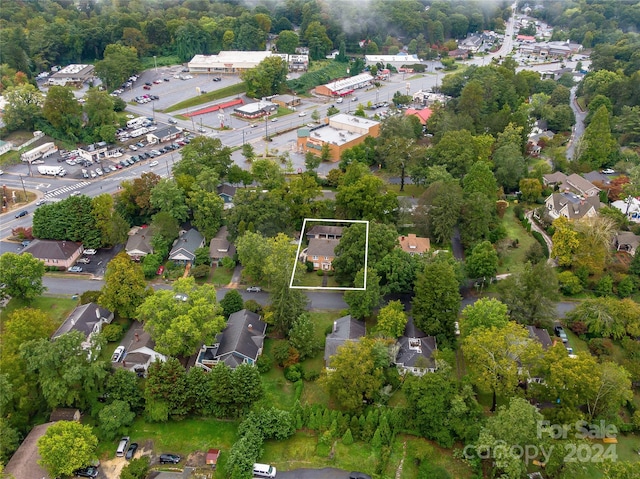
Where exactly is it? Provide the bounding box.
[21,239,83,269]
[583,171,612,187]
[4,423,55,479]
[196,309,267,370]
[544,192,600,220]
[404,107,433,125]
[209,226,236,263]
[52,302,114,350]
[306,225,344,240]
[398,234,430,256]
[116,324,166,376]
[300,238,340,271]
[169,228,205,265]
[394,334,438,376]
[459,34,483,52]
[49,408,81,422]
[614,232,640,256]
[217,184,237,206]
[125,226,154,260]
[542,171,568,188]
[558,173,600,197]
[324,315,366,368]
[526,326,553,349]
[272,94,301,108]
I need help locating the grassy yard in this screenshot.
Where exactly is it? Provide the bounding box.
[210,265,234,286]
[163,82,246,113]
[297,271,340,288]
[496,204,537,274]
[0,296,78,329]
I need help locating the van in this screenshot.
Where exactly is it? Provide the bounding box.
[253,463,276,478]
[116,436,130,457]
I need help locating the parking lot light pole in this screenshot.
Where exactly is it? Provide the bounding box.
[19,175,27,202]
[154,55,158,73]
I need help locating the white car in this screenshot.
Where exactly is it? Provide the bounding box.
[111,346,125,363]
[601,168,615,174]
[149,160,159,167]
[298,111,306,117]
[83,249,97,255]
[336,98,343,103]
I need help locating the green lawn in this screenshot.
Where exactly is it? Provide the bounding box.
[496,205,537,274]
[163,82,246,113]
[0,296,78,329]
[210,265,234,286]
[297,271,340,288]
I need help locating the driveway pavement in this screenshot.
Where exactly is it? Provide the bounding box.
[278,468,353,479]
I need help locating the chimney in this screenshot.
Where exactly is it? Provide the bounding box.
[401,236,405,240]
[135,332,140,342]
[333,321,337,333]
[248,324,253,331]
[95,308,100,319]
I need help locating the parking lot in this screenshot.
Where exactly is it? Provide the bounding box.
[67,244,123,279]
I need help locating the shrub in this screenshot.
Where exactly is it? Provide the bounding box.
[588,338,614,357]
[243,299,262,314]
[558,271,583,295]
[294,379,304,401]
[284,363,303,382]
[513,204,524,220]
[595,275,614,297]
[316,269,325,276]
[569,320,587,336]
[305,261,314,272]
[256,355,273,374]
[101,324,124,342]
[342,428,354,445]
[79,290,101,304]
[531,231,549,258]
[616,275,637,298]
[191,264,210,278]
[120,457,150,479]
[273,341,299,367]
[304,369,320,382]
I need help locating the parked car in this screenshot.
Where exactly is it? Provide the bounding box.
[159,453,181,464]
[156,265,165,275]
[149,160,159,167]
[77,257,91,264]
[68,266,83,273]
[116,436,130,457]
[554,325,569,343]
[111,346,125,363]
[143,85,151,90]
[271,117,278,122]
[83,249,97,255]
[73,466,99,478]
[168,118,177,124]
[601,168,615,174]
[246,286,262,293]
[337,98,343,103]
[125,443,138,460]
[15,210,28,218]
[129,145,138,151]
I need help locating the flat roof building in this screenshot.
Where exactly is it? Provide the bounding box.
[314,73,374,97]
[187,52,308,74]
[46,64,95,87]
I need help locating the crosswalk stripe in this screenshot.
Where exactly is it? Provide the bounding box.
[44,182,90,197]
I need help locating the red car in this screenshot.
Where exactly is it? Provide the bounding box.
[143,85,151,90]
[156,265,165,275]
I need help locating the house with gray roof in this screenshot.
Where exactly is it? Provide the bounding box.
[52,302,114,350]
[115,324,166,376]
[526,326,553,349]
[394,335,437,376]
[169,228,205,265]
[209,226,236,263]
[4,422,54,479]
[306,225,344,240]
[324,315,366,368]
[614,231,640,256]
[196,309,267,370]
[542,171,568,188]
[21,239,83,269]
[544,191,600,220]
[125,226,154,260]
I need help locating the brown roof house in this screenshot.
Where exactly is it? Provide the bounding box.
[300,238,340,271]
[614,231,640,256]
[125,226,154,260]
[116,324,166,377]
[544,192,600,220]
[52,302,114,350]
[559,173,600,197]
[196,309,267,370]
[306,225,343,240]
[398,234,430,256]
[324,315,366,368]
[209,226,236,263]
[542,171,568,188]
[4,422,55,479]
[21,239,83,269]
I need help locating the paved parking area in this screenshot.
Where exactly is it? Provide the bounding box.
[69,244,122,279]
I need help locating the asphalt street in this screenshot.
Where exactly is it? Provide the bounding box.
[278,468,354,479]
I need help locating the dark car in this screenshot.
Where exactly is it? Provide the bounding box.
[125,442,138,460]
[74,466,99,478]
[159,453,181,464]
[15,210,28,218]
[349,473,372,479]
[554,325,569,343]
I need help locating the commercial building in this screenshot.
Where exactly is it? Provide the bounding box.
[187,52,308,74]
[296,113,380,162]
[233,100,278,119]
[365,54,421,66]
[314,73,374,98]
[46,64,95,87]
[21,142,58,162]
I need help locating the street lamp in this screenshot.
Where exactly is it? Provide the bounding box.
[153,55,158,73]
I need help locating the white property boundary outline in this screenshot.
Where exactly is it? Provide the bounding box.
[290,218,370,291]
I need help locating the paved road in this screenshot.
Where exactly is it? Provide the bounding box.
[278,468,353,479]
[566,85,587,161]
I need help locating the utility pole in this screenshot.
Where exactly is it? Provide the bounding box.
[19,175,27,203]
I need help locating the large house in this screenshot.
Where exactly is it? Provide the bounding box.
[544,191,600,220]
[398,234,430,256]
[125,226,154,260]
[560,173,600,197]
[169,228,205,265]
[209,226,236,263]
[116,324,166,376]
[324,315,366,368]
[306,225,344,240]
[21,239,83,269]
[196,309,267,370]
[393,316,438,376]
[52,303,114,350]
[4,423,55,479]
[300,238,340,271]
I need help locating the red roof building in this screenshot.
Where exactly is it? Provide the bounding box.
[404,108,433,125]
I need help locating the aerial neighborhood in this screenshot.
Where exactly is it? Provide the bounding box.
[1,1,640,479]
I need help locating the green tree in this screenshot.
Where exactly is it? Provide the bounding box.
[84,88,117,129]
[2,83,43,131]
[95,44,140,90]
[462,161,497,200]
[578,105,618,169]
[551,216,580,267]
[497,262,558,327]
[414,181,463,244]
[566,297,640,340]
[37,421,98,479]
[137,277,225,358]
[376,300,407,338]
[335,174,398,223]
[120,457,150,479]
[241,56,288,99]
[275,30,299,54]
[251,159,285,190]
[305,151,321,172]
[375,249,419,295]
[176,137,233,180]
[412,261,461,344]
[463,323,541,411]
[304,21,332,60]
[33,195,101,247]
[149,179,188,222]
[220,290,244,318]
[460,298,510,337]
[288,313,316,360]
[320,338,387,413]
[42,86,82,138]
[99,252,148,319]
[493,143,526,192]
[92,194,129,248]
[519,178,542,202]
[21,331,107,409]
[465,241,498,279]
[174,23,208,62]
[98,400,135,441]
[0,252,45,302]
[106,369,144,412]
[344,268,382,320]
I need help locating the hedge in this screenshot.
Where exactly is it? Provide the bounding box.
[531,231,549,258]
